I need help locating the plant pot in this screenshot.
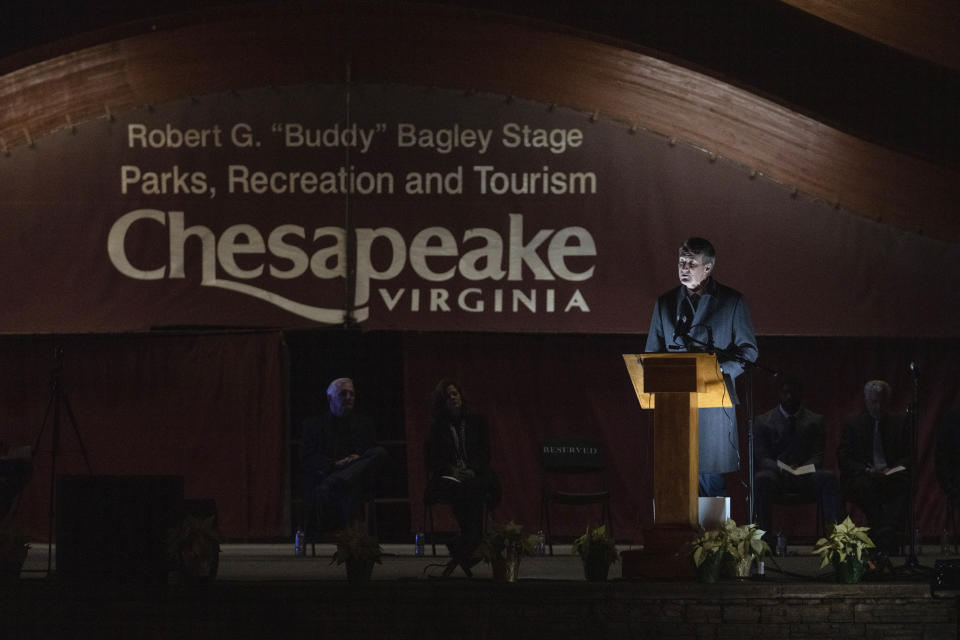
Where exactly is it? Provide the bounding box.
[581,549,611,582]
[492,547,521,582]
[696,550,725,583]
[833,556,865,584]
[345,558,375,582]
[174,547,220,584]
[733,557,753,579]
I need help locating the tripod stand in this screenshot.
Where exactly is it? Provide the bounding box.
[32,347,92,574]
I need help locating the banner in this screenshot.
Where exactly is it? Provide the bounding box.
[1,84,955,335]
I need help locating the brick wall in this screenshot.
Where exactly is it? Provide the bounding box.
[1,580,957,638]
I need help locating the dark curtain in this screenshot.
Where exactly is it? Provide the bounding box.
[3,330,954,544]
[0,332,285,539]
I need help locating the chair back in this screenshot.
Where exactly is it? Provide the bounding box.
[540,437,605,473]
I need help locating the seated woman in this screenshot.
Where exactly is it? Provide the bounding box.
[425,379,501,576]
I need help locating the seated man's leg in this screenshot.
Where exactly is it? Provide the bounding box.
[876,474,910,555]
[810,469,842,529]
[335,446,389,490]
[841,474,883,540]
[315,473,346,531]
[330,446,390,523]
[753,470,781,536]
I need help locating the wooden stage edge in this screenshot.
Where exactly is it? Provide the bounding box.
[4,544,958,639]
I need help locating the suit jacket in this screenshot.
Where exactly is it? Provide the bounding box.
[837,410,911,479]
[754,405,826,473]
[644,278,758,404]
[299,411,378,478]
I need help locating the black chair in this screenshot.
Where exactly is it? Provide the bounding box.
[769,492,825,543]
[538,436,612,555]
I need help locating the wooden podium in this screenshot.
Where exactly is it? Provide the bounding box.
[620,353,731,578]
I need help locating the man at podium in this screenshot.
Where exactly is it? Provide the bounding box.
[645,237,758,497]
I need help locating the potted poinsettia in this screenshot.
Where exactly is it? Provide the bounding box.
[571,524,619,581]
[812,516,875,584]
[476,521,537,582]
[722,520,769,578]
[687,524,727,582]
[167,514,221,583]
[331,521,382,582]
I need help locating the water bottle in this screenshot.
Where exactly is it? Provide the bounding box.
[294,527,305,557]
[534,530,546,556]
[414,530,425,556]
[754,560,765,580]
[775,531,786,557]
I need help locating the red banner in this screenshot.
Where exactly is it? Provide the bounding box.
[1,85,955,336]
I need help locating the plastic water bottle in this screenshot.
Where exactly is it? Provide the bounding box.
[534,530,546,556]
[414,530,425,556]
[775,531,786,557]
[294,527,305,557]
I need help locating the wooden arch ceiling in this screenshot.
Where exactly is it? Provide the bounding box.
[0,3,957,241]
[782,0,960,73]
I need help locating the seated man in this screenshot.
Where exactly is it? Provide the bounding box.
[299,377,388,533]
[837,379,912,555]
[753,376,841,538]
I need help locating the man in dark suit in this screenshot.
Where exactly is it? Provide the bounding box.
[300,377,388,532]
[645,237,758,497]
[837,379,912,555]
[753,376,841,537]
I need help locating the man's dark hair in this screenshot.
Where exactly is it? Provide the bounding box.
[780,375,804,393]
[679,237,716,266]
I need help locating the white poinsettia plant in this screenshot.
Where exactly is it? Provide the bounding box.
[811,516,875,568]
[688,518,769,567]
[722,519,770,562]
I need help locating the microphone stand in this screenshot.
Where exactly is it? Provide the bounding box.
[896,362,930,576]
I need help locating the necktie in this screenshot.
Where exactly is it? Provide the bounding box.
[872,419,887,469]
[781,414,797,461]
